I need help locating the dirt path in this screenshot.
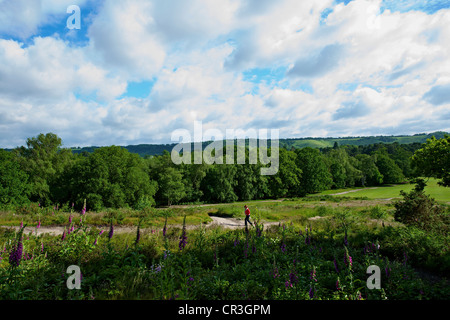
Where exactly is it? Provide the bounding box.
[0,216,282,236]
[327,187,378,196]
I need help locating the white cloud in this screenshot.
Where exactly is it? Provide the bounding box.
[87,0,166,81]
[1,0,449,148]
[0,37,126,102]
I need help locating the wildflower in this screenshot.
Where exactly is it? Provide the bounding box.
[289,271,298,285]
[344,232,348,246]
[37,220,41,229]
[9,238,23,267]
[272,267,279,279]
[280,242,286,253]
[285,280,292,288]
[334,258,340,273]
[309,286,315,299]
[233,237,239,247]
[99,230,104,236]
[385,265,391,279]
[41,242,44,253]
[163,216,167,237]
[336,278,341,290]
[69,215,72,224]
[179,216,187,251]
[61,229,66,241]
[108,222,114,240]
[310,267,317,282]
[20,221,23,228]
[135,225,141,245]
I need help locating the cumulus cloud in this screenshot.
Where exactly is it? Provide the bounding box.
[0,0,449,148]
[0,37,126,102]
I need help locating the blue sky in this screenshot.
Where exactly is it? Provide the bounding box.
[0,0,449,148]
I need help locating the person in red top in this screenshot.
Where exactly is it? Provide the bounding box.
[244,205,253,227]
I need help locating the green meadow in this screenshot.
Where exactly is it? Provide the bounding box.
[317,178,450,203]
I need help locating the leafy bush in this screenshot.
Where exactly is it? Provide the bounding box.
[394,179,447,233]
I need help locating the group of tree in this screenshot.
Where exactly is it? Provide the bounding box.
[0,133,448,211]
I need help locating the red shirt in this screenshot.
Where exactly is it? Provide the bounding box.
[245,208,250,216]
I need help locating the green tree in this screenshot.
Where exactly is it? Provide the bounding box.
[178,159,207,203]
[14,133,73,205]
[325,148,362,188]
[412,135,450,187]
[69,146,157,210]
[266,148,302,198]
[201,164,238,203]
[374,152,405,184]
[295,147,332,195]
[158,167,186,206]
[355,154,383,186]
[0,149,30,206]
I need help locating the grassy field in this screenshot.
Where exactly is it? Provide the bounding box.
[316,178,450,203]
[1,181,449,300]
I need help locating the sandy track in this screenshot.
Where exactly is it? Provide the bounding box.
[0,216,281,236]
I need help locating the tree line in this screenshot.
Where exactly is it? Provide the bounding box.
[0,133,448,211]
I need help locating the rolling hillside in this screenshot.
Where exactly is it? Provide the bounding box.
[67,131,448,157]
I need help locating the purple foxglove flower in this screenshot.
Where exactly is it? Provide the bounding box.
[136,226,141,244]
[9,239,23,267]
[109,223,114,240]
[310,267,317,282]
[309,286,314,299]
[289,272,298,284]
[334,258,339,273]
[272,267,279,278]
[61,229,66,241]
[179,229,187,250]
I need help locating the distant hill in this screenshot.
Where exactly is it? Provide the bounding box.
[279,131,449,150]
[67,131,448,157]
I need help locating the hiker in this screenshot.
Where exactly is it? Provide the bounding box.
[244,205,253,227]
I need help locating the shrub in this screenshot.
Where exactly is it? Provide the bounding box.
[394,179,447,233]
